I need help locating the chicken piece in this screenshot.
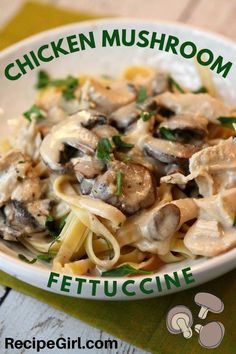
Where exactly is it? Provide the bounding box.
[11,178,46,202]
[88,79,135,114]
[184,219,236,257]
[36,86,62,111]
[0,150,32,206]
[156,92,231,123]
[190,138,236,196]
[162,138,236,197]
[8,118,42,161]
[194,188,236,228]
[184,188,236,256]
[90,161,156,215]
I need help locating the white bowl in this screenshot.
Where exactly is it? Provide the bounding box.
[0,19,236,300]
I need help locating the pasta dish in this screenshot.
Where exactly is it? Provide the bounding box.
[0,65,236,277]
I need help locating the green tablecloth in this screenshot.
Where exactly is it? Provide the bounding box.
[0,2,235,353]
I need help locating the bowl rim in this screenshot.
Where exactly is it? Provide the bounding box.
[0,17,236,297]
[0,242,236,283]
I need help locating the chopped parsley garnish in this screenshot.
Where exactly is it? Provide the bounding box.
[97,235,114,260]
[18,216,65,264]
[140,111,153,121]
[193,86,208,94]
[136,85,147,103]
[159,127,176,141]
[122,154,133,162]
[36,253,56,263]
[36,70,79,101]
[96,137,112,160]
[18,252,56,264]
[23,104,45,122]
[45,215,66,239]
[101,74,112,80]
[217,116,236,129]
[18,254,37,264]
[36,70,50,89]
[61,76,79,101]
[115,170,124,196]
[102,264,151,277]
[58,215,67,232]
[233,215,236,227]
[112,135,134,149]
[168,76,185,93]
[18,160,25,164]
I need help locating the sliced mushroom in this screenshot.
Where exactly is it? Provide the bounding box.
[136,198,197,255]
[156,92,232,123]
[3,199,50,236]
[88,79,135,114]
[110,102,138,129]
[147,204,180,241]
[129,70,169,96]
[117,198,197,255]
[0,207,22,241]
[72,155,104,179]
[40,110,100,172]
[79,177,95,195]
[142,136,198,165]
[151,71,170,95]
[159,113,208,141]
[92,124,119,139]
[125,117,155,146]
[79,109,107,129]
[89,161,156,215]
[110,97,158,129]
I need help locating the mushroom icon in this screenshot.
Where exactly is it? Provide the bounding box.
[194,292,224,319]
[166,305,193,339]
[195,322,225,349]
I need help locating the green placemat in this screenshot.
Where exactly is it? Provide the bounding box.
[0,2,235,353]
